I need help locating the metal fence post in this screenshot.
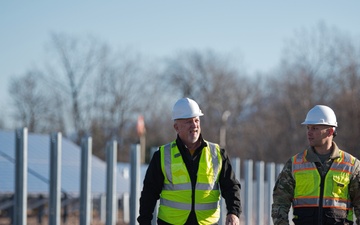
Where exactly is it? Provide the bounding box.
[130,144,141,225]
[266,162,276,225]
[49,132,62,225]
[106,140,118,225]
[14,128,28,225]
[80,136,92,225]
[244,160,253,225]
[123,192,130,223]
[255,161,264,225]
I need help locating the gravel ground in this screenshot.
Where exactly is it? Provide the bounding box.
[0,210,128,225]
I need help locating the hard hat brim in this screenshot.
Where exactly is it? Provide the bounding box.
[172,112,204,120]
[301,121,337,127]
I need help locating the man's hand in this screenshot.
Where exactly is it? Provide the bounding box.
[226,214,239,225]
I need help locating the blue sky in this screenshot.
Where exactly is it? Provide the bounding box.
[1,1,360,117]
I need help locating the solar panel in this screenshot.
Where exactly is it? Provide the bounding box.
[0,130,132,197]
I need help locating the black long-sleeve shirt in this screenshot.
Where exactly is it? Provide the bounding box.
[137,135,242,225]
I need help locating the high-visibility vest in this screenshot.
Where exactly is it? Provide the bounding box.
[158,141,222,225]
[292,149,355,220]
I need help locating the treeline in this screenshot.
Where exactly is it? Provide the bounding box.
[3,23,360,163]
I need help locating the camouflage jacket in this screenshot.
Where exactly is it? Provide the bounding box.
[271,142,360,225]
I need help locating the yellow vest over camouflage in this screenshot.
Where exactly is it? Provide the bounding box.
[158,141,222,225]
[292,149,355,220]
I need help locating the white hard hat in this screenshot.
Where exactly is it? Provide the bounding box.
[172,98,204,120]
[302,105,337,127]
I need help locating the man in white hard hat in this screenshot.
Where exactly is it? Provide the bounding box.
[138,97,241,225]
[272,105,360,225]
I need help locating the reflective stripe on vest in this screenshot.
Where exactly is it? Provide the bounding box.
[158,141,222,225]
[163,142,220,192]
[292,149,355,211]
[293,197,350,209]
[160,198,219,211]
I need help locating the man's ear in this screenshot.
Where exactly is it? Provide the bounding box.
[173,123,178,132]
[328,128,334,136]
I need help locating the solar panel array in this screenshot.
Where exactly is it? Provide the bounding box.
[0,130,137,197]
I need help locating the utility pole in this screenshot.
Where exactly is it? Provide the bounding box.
[220,110,231,148]
[137,115,146,163]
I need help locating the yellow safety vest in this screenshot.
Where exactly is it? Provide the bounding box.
[158,141,222,225]
[292,149,355,220]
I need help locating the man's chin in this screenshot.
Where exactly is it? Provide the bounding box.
[189,136,199,143]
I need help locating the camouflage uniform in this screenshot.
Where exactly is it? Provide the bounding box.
[272,142,360,225]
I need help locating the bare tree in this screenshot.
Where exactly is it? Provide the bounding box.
[42,33,107,142]
[29,33,170,161]
[5,24,360,165]
[161,49,251,157]
[89,48,146,160]
[245,22,360,163]
[326,32,360,158]
[244,24,340,162]
[8,71,65,133]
